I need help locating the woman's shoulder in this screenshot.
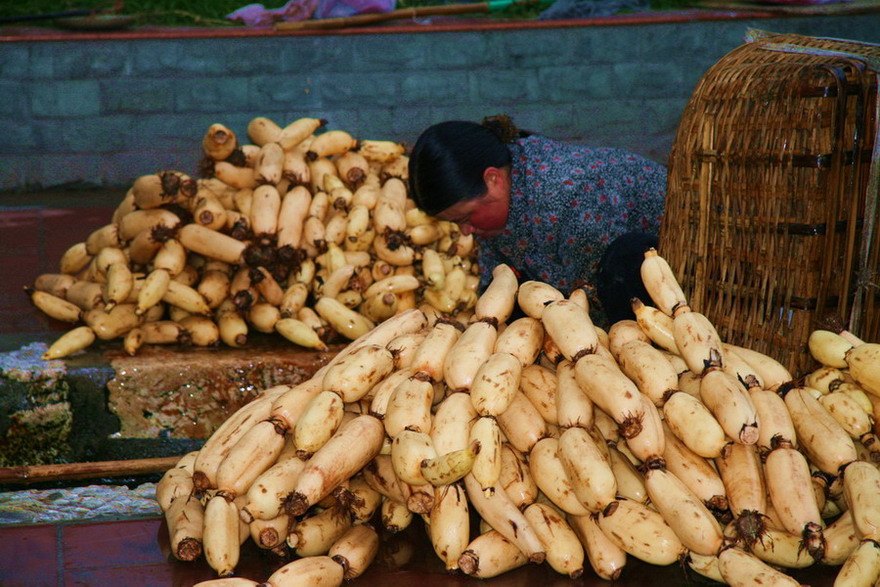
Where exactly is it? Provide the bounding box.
[514,133,564,152]
[511,135,594,169]
[515,136,663,169]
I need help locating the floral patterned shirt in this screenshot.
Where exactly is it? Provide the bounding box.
[475,134,667,305]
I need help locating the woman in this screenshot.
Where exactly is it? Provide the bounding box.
[407,115,667,327]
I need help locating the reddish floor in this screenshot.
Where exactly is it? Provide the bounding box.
[0,515,598,586]
[0,191,119,336]
[0,514,846,587]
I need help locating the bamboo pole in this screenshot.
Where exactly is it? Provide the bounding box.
[274,2,492,31]
[0,455,183,485]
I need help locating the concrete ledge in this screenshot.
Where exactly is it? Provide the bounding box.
[104,340,336,438]
[0,337,338,467]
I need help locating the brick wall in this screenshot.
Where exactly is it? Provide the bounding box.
[2,13,879,192]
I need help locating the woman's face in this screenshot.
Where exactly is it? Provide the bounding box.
[438,166,511,237]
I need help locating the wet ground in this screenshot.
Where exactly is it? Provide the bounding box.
[0,510,844,587]
[0,187,124,343]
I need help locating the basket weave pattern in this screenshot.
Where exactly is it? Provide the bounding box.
[659,33,880,376]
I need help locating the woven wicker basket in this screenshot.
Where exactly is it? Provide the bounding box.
[659,31,880,377]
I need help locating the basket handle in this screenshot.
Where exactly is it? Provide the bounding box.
[754,35,880,335]
[851,71,880,334]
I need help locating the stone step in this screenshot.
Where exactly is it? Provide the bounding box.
[0,335,339,468]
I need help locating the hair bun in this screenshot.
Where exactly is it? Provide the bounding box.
[481,114,520,144]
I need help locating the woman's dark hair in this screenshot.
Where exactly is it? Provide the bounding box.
[408,115,523,216]
[595,231,659,326]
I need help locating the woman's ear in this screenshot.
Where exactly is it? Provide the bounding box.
[482,166,511,202]
[483,166,504,188]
